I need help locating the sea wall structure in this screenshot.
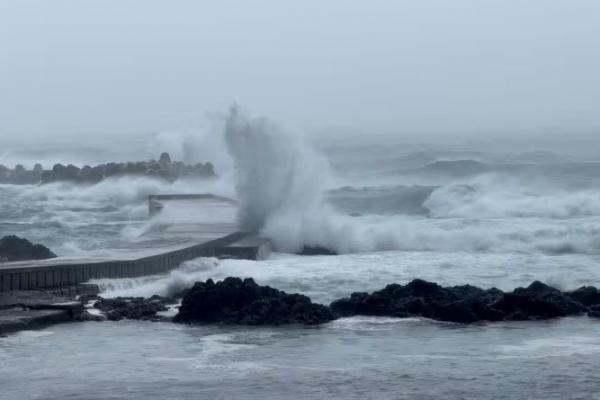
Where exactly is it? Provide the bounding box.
[148,193,238,216]
[0,152,215,185]
[0,232,271,293]
[0,191,273,334]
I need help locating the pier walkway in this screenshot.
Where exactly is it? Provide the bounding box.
[0,194,270,293]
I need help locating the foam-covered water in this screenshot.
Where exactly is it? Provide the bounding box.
[95,251,600,304]
[0,175,235,257]
[3,110,600,398]
[3,318,600,399]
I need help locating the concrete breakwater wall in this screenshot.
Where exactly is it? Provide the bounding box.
[0,152,214,185]
[0,232,256,293]
[148,193,238,216]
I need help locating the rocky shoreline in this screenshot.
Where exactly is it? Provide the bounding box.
[0,152,214,185]
[0,235,57,263]
[330,279,600,323]
[174,277,335,325]
[3,277,600,336]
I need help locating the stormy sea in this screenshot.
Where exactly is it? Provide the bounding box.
[1,110,600,399]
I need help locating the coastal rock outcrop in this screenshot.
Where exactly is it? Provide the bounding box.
[493,281,585,320]
[330,279,590,323]
[567,286,600,307]
[330,279,504,323]
[0,235,57,263]
[173,277,335,325]
[297,246,338,256]
[90,295,175,321]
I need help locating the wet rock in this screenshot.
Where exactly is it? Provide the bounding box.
[93,295,174,321]
[169,288,190,300]
[330,279,504,323]
[492,281,586,320]
[297,246,338,256]
[76,311,106,322]
[587,305,600,318]
[78,294,102,304]
[174,277,335,325]
[330,279,588,323]
[568,286,600,307]
[0,235,57,262]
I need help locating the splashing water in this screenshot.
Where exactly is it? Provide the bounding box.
[222,108,600,255]
[224,106,331,234]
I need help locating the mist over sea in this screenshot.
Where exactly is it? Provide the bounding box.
[2,111,600,399]
[2,0,600,397]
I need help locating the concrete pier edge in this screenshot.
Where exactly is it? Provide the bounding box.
[0,232,269,293]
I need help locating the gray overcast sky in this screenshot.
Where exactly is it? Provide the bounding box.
[1,0,599,142]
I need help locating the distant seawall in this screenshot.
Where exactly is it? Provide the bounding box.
[0,232,269,293]
[148,193,238,216]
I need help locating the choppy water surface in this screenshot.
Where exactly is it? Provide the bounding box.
[3,140,600,398]
[2,318,600,400]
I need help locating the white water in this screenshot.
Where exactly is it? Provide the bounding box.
[4,110,600,400]
[220,109,600,256]
[95,250,600,305]
[224,106,331,234]
[4,109,600,258]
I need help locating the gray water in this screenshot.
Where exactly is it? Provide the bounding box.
[2,318,600,399]
[3,141,600,399]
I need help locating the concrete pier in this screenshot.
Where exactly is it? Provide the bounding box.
[0,232,271,293]
[216,236,272,260]
[148,193,237,216]
[0,192,272,334]
[0,291,85,335]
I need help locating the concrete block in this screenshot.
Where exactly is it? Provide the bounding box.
[36,271,45,288]
[11,274,20,291]
[68,268,76,285]
[20,273,30,290]
[45,271,54,288]
[27,272,36,290]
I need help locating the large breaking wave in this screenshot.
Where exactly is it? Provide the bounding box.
[224,106,331,233]
[5,107,599,258]
[223,109,600,255]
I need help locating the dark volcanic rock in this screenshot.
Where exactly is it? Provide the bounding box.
[173,277,335,325]
[330,279,588,323]
[330,279,504,323]
[93,295,173,321]
[297,246,338,256]
[588,305,600,318]
[0,235,57,262]
[568,286,600,307]
[492,281,586,320]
